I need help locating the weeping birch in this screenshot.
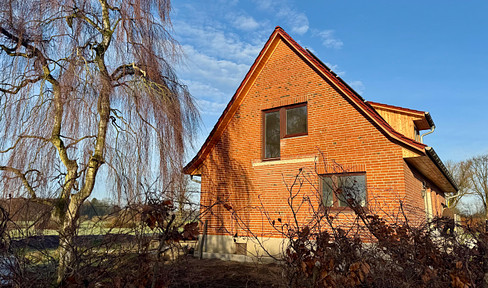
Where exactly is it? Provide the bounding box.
[0,0,198,282]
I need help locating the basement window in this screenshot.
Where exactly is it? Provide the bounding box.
[263,103,308,159]
[321,173,366,208]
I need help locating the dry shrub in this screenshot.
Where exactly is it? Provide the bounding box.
[273,171,488,288]
[281,214,488,288]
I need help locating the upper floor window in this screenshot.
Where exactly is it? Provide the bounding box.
[264,111,281,159]
[263,103,307,159]
[286,105,307,136]
[321,173,366,208]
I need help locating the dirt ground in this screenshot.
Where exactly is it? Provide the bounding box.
[165,256,286,288]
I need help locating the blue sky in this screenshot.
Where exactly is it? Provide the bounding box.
[171,0,488,164]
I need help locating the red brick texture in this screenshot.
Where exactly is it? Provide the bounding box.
[196,37,443,239]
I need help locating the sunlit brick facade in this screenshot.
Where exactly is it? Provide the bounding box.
[184,27,457,260]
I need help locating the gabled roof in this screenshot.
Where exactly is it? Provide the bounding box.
[182,27,457,193]
[183,26,427,175]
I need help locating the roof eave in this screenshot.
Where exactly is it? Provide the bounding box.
[425,147,458,192]
[425,112,435,128]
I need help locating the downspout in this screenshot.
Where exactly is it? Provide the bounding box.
[420,125,435,143]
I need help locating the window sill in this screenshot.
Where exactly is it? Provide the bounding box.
[323,206,368,213]
[262,157,280,162]
[283,133,308,139]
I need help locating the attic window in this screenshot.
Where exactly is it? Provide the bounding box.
[321,173,367,208]
[263,103,308,159]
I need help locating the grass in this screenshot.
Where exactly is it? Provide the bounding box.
[7,219,146,239]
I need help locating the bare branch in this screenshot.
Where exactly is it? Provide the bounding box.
[0,44,32,58]
[0,76,43,94]
[0,26,47,65]
[64,135,97,149]
[0,135,49,153]
[0,166,37,198]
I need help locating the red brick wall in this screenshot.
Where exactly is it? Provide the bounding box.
[199,39,431,239]
[403,161,445,224]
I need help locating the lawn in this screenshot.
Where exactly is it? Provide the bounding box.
[8,219,141,238]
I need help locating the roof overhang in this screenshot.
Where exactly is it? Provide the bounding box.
[404,147,458,193]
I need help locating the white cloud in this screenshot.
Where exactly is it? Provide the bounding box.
[250,0,309,35]
[277,7,309,35]
[349,80,365,95]
[195,99,227,116]
[313,29,343,49]
[174,21,263,64]
[253,0,273,11]
[179,44,250,95]
[183,79,228,103]
[232,15,260,31]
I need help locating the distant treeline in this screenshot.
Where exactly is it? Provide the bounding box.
[79,198,120,219]
[0,198,118,221]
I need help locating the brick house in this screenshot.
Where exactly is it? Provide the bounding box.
[183,27,457,260]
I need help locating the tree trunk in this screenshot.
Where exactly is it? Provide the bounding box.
[56,196,84,284]
[57,222,76,284]
[55,89,110,283]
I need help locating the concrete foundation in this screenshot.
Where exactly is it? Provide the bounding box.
[197,234,288,263]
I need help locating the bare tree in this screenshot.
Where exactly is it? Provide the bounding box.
[445,159,473,208]
[0,0,198,283]
[470,154,488,218]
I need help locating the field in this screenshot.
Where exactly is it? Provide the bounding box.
[10,219,136,238]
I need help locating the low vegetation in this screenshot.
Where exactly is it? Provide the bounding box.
[0,151,487,287]
[1,191,488,287]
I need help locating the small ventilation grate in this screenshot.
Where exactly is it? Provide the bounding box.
[235,243,247,255]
